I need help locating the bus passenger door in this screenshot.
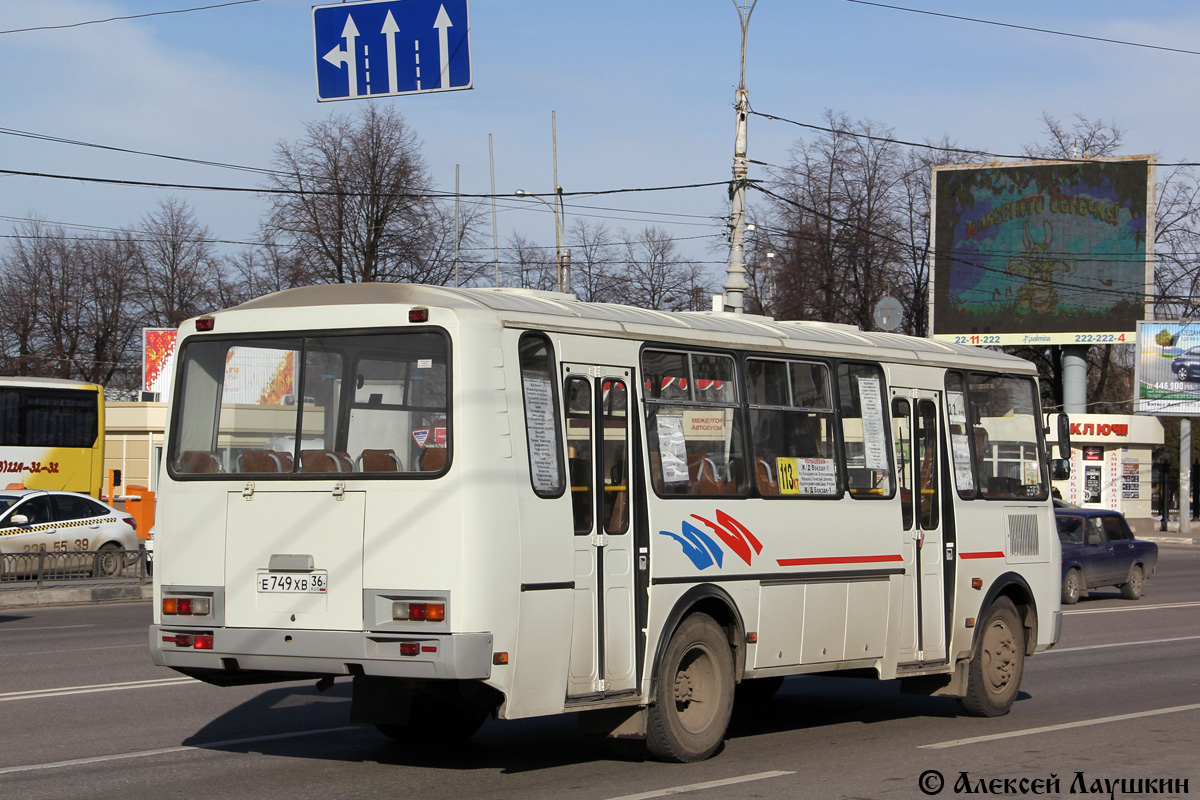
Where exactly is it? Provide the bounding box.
[562,364,637,699]
[891,389,947,665]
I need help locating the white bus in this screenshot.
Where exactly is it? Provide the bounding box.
[150,284,1068,762]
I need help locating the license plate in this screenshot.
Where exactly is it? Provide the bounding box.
[256,572,327,594]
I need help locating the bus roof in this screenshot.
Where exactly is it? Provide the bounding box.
[216,283,1031,373]
[0,376,103,391]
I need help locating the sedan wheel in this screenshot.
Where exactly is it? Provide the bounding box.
[1120,565,1145,600]
[1177,365,1191,382]
[94,543,125,578]
[1061,569,1081,605]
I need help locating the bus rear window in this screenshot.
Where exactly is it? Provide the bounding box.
[170,331,449,477]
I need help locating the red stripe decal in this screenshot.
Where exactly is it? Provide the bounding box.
[959,551,1005,560]
[775,554,903,567]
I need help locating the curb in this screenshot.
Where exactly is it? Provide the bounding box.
[1140,536,1198,546]
[0,583,152,609]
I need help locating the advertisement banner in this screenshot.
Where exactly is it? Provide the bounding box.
[1134,320,1200,415]
[930,157,1154,346]
[143,328,178,399]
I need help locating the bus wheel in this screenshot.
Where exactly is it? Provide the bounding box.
[646,613,734,762]
[959,597,1024,717]
[94,544,125,578]
[375,692,490,744]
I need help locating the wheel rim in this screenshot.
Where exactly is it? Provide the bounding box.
[1065,572,1078,600]
[1178,367,1189,381]
[672,643,719,735]
[980,617,1017,696]
[1130,568,1143,595]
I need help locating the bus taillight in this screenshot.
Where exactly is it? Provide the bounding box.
[391,601,445,621]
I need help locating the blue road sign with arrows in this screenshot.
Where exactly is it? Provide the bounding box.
[312,0,472,102]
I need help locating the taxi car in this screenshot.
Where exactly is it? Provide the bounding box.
[1055,507,1158,604]
[0,489,139,577]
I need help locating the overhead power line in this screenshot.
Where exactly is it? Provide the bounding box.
[0,1,264,36]
[843,0,1200,57]
[749,107,1200,168]
[0,165,728,200]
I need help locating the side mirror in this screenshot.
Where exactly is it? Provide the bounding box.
[1057,413,1071,460]
[1050,458,1071,481]
[8,514,29,526]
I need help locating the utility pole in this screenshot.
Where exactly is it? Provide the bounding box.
[723,0,757,314]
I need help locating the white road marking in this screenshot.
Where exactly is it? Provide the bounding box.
[1048,634,1200,653]
[4,644,143,657]
[0,726,359,775]
[0,624,94,633]
[0,677,194,702]
[1063,601,1200,615]
[921,703,1200,749]
[602,771,795,800]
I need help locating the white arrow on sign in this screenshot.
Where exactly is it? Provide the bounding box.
[323,14,360,97]
[434,5,452,90]
[381,10,400,95]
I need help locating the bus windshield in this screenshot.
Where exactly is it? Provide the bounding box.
[169,331,450,476]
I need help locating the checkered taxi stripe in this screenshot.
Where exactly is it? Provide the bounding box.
[0,516,119,537]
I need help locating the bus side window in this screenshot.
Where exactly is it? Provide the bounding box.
[836,362,893,499]
[565,376,593,533]
[519,334,565,498]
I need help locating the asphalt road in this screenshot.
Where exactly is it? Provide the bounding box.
[2,546,1197,800]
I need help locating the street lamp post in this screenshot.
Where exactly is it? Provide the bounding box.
[516,189,571,293]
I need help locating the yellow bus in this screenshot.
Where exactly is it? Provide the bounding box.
[0,377,105,498]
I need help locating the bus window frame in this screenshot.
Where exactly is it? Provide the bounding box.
[743,353,841,501]
[833,359,896,501]
[165,326,454,482]
[519,331,567,500]
[640,344,748,500]
[964,370,1049,503]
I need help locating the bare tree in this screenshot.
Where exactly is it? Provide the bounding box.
[0,218,62,375]
[1022,112,1124,160]
[501,232,556,291]
[135,197,218,327]
[756,110,907,328]
[610,226,706,311]
[566,218,618,302]
[264,104,467,285]
[75,232,142,389]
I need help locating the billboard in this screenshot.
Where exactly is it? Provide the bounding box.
[143,328,178,400]
[930,156,1154,346]
[1134,320,1200,416]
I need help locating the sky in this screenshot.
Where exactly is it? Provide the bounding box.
[3,0,1200,290]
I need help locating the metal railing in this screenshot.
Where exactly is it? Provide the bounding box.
[0,548,151,588]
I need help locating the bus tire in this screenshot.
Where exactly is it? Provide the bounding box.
[94,543,125,578]
[958,597,1024,717]
[646,613,734,762]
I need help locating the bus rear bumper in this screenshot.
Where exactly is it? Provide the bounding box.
[150,625,493,682]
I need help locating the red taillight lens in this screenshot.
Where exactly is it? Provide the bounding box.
[408,603,428,620]
[196,318,215,331]
[399,642,420,656]
[193,635,214,650]
[408,308,429,323]
[123,516,137,533]
[169,634,192,647]
[177,598,193,614]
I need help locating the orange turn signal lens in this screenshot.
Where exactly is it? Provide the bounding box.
[162,598,179,614]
